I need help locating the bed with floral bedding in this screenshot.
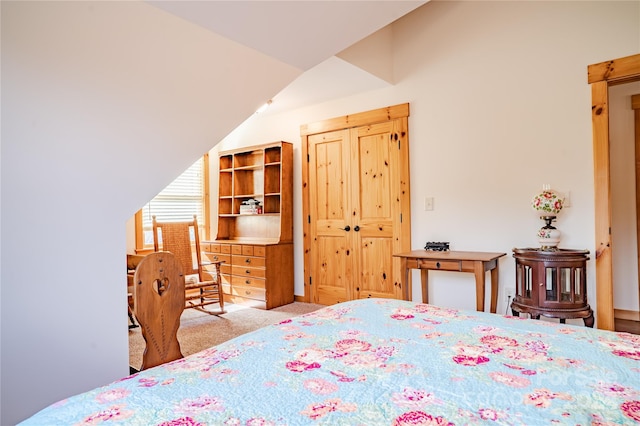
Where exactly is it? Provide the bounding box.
[21,298,640,425]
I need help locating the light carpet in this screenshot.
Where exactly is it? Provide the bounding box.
[129,302,324,369]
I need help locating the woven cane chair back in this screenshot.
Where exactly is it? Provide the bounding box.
[153,220,199,277]
[152,215,224,315]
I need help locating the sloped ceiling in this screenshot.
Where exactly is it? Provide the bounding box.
[148,1,428,113]
[148,1,427,71]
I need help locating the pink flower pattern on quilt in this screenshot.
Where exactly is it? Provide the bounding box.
[21,299,640,425]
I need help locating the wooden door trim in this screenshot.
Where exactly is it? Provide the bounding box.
[633,93,640,321]
[588,54,640,85]
[588,53,640,330]
[300,103,410,136]
[301,103,410,302]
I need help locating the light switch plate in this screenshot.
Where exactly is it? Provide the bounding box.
[424,197,434,211]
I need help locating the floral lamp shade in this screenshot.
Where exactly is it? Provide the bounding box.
[532,185,564,250]
[531,186,563,216]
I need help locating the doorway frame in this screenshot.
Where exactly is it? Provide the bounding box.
[588,53,640,330]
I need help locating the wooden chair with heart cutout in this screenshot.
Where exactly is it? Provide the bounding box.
[133,251,185,371]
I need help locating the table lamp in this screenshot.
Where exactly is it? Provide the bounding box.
[531,185,564,250]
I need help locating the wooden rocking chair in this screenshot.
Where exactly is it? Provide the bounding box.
[152,215,225,315]
[133,251,184,370]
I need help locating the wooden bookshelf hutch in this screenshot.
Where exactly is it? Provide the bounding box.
[202,141,294,309]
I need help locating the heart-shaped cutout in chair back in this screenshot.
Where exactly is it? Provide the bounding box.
[153,277,170,296]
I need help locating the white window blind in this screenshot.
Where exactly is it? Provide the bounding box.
[140,157,205,246]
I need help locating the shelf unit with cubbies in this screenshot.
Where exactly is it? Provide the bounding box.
[206,141,293,309]
[216,141,292,242]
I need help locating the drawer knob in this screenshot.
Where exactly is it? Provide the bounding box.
[245,269,251,274]
[245,279,251,284]
[245,290,251,295]
[245,259,251,264]
[436,262,441,269]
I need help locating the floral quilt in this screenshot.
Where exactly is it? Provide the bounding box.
[21,298,640,425]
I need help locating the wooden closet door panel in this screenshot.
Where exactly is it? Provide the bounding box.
[311,132,347,221]
[353,124,393,220]
[357,237,395,298]
[351,123,400,299]
[315,237,352,304]
[308,130,352,304]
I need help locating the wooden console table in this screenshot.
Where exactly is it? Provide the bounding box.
[393,250,506,313]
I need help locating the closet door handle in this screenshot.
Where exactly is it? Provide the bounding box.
[354,226,360,232]
[339,225,351,232]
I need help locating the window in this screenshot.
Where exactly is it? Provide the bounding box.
[135,155,209,250]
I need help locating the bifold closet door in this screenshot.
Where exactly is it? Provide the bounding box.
[307,119,410,305]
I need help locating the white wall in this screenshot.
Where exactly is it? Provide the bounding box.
[214,1,639,316]
[1,2,300,424]
[611,81,640,313]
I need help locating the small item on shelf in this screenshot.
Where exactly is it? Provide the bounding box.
[239,199,262,215]
[424,241,450,251]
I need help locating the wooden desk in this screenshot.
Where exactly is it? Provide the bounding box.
[393,250,506,313]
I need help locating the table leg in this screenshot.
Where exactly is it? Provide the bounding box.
[584,312,594,328]
[490,263,499,314]
[421,269,429,304]
[401,257,409,300]
[473,261,486,312]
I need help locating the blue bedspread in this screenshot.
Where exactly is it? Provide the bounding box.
[21,299,640,425]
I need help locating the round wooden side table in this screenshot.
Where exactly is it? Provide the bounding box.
[511,248,594,327]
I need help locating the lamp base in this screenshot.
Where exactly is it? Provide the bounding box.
[537,216,561,250]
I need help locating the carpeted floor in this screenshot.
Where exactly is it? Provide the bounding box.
[129,301,324,369]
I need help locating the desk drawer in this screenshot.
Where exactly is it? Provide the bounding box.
[202,269,230,281]
[202,253,230,264]
[232,265,266,279]
[232,255,266,268]
[418,259,462,271]
[202,262,231,277]
[231,244,259,255]
[204,243,221,253]
[231,275,266,289]
[229,284,266,301]
[231,245,244,255]
[220,274,231,286]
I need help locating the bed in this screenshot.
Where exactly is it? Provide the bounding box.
[21,298,640,424]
